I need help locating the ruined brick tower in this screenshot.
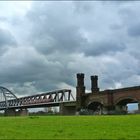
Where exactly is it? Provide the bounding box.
[76,73,85,111]
[91,75,99,93]
[76,73,100,111]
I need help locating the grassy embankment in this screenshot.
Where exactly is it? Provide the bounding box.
[0,115,140,139]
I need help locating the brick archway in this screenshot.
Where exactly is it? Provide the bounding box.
[86,99,103,107]
[87,100,103,109]
[86,100,103,115]
[115,96,138,105]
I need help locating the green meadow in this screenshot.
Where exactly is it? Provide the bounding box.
[0,115,140,139]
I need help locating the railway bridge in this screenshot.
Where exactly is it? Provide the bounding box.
[0,87,75,116]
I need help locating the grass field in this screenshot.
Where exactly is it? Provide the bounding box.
[0,115,140,139]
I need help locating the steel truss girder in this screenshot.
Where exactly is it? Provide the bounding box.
[0,88,75,110]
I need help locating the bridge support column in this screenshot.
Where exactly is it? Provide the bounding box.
[60,103,76,115]
[103,106,115,115]
[138,103,140,113]
[4,109,28,116]
[17,109,28,116]
[115,105,121,111]
[115,105,127,114]
[138,103,140,110]
[4,109,16,116]
[101,106,109,115]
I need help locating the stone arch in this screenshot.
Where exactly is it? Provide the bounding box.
[114,96,138,114]
[115,96,138,105]
[86,99,103,115]
[85,97,104,106]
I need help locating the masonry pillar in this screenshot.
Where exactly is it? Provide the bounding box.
[115,105,121,111]
[138,103,140,113]
[103,106,114,115]
[17,109,28,116]
[138,103,140,110]
[76,73,85,112]
[102,106,109,115]
[91,75,99,93]
[4,109,16,116]
[60,103,76,115]
[115,105,127,114]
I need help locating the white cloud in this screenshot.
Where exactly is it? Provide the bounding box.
[0,1,31,17]
[114,82,122,89]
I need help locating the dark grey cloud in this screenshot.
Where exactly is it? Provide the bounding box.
[0,47,69,91]
[118,4,140,38]
[0,29,15,45]
[26,2,87,55]
[0,28,16,55]
[73,1,93,14]
[84,40,126,56]
[128,23,140,37]
[31,25,86,55]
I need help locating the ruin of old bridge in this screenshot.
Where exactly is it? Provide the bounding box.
[1,73,140,116]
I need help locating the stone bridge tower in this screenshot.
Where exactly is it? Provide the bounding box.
[76,73,85,111]
[91,75,99,93]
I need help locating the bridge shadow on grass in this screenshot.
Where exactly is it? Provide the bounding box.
[28,116,40,119]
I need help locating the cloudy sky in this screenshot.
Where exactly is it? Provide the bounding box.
[0,1,140,97]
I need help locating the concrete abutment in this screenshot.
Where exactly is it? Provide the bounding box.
[4,109,28,116]
[60,102,76,115]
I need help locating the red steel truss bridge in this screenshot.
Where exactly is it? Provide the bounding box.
[0,86,75,110]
